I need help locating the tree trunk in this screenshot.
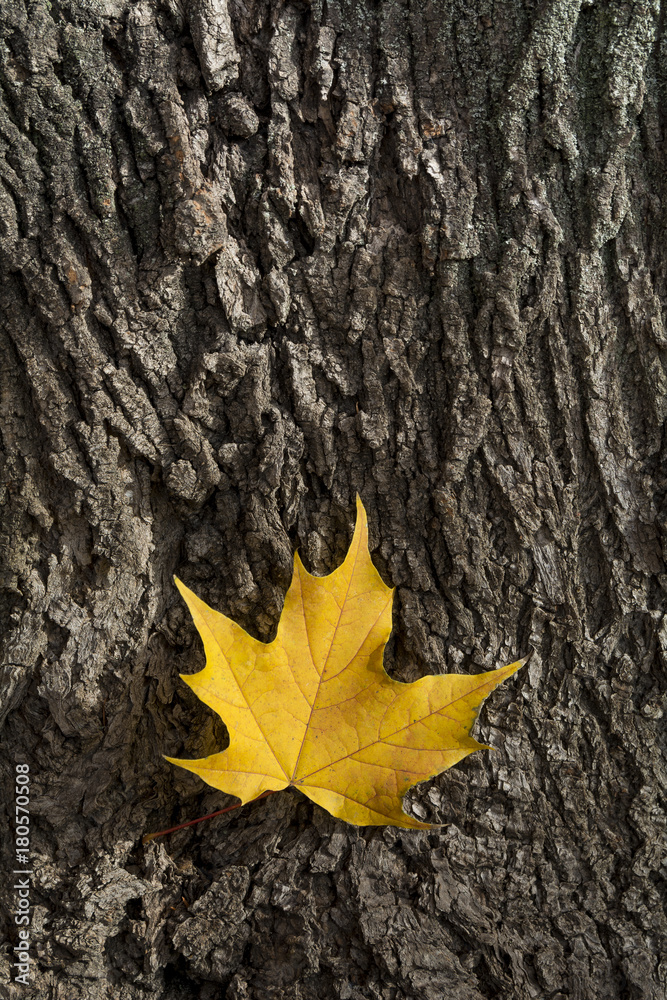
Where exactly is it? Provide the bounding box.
[1,1,666,997]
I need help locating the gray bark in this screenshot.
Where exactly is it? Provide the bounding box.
[1,0,666,998]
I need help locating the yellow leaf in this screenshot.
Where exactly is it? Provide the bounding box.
[166,498,526,828]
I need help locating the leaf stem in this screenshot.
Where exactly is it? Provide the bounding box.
[141,790,274,844]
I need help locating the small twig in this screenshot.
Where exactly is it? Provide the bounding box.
[142,790,275,844]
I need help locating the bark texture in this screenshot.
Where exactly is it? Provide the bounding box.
[1,1,666,997]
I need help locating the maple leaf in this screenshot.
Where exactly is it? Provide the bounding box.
[167,498,526,829]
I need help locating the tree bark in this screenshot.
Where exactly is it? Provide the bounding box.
[1,1,666,998]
